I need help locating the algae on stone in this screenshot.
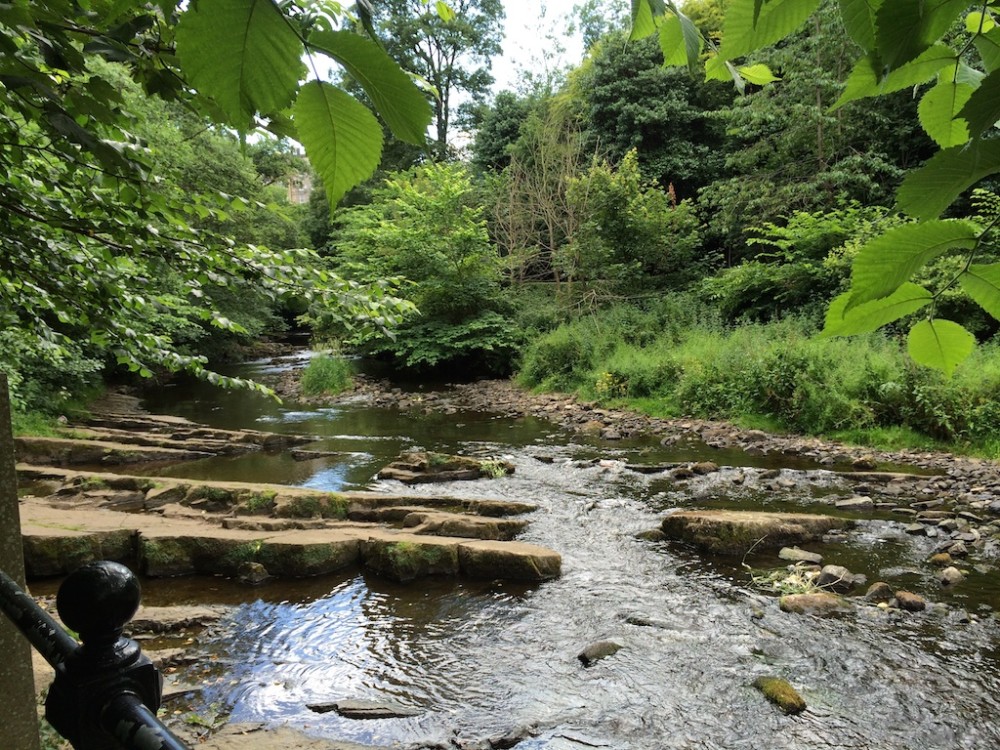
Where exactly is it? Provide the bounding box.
[753,676,806,715]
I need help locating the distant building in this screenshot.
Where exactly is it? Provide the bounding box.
[286,171,313,204]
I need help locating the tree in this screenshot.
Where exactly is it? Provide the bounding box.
[330,162,518,373]
[571,29,733,200]
[0,0,430,400]
[696,3,934,260]
[369,0,505,160]
[631,0,1000,374]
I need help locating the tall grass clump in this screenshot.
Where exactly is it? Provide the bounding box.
[300,352,354,396]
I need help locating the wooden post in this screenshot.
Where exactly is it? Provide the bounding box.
[0,372,41,750]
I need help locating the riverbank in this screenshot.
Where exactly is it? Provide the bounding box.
[274,369,1000,497]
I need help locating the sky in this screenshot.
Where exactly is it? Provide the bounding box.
[491,0,587,92]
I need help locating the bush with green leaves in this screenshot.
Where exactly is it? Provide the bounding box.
[699,203,893,323]
[559,150,704,299]
[330,162,518,374]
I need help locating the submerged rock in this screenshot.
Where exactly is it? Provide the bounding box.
[816,564,862,593]
[894,590,927,612]
[864,581,894,604]
[753,676,807,715]
[307,699,421,719]
[779,592,850,616]
[578,640,622,666]
[661,510,852,555]
[778,547,823,565]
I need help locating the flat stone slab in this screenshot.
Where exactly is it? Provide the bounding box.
[307,699,421,719]
[191,724,387,750]
[17,476,561,583]
[661,510,853,555]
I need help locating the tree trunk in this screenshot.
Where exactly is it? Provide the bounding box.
[0,373,41,749]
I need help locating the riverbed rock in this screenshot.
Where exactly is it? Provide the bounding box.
[359,535,460,582]
[778,547,823,564]
[894,591,927,612]
[577,640,622,666]
[660,510,852,555]
[753,676,807,715]
[835,496,875,511]
[779,592,850,616]
[192,723,389,750]
[307,699,421,719]
[378,451,514,484]
[457,540,562,581]
[238,561,270,585]
[939,566,965,586]
[816,564,861,593]
[864,582,894,604]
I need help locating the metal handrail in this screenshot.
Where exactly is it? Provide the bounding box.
[0,562,189,750]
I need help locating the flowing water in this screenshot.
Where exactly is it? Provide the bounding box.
[129,356,1000,749]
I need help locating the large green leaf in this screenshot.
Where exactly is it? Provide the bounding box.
[848,219,980,308]
[658,13,688,66]
[974,27,1000,72]
[875,0,968,70]
[175,0,305,128]
[832,45,955,110]
[897,138,1000,219]
[821,283,932,337]
[294,81,383,209]
[918,78,973,147]
[960,68,1000,137]
[959,263,1000,321]
[719,0,820,60]
[838,0,883,52]
[658,10,702,70]
[308,30,431,145]
[631,0,665,40]
[907,319,975,376]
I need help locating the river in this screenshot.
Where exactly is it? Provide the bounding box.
[130,355,1000,749]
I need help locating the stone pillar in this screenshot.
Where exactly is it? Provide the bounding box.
[0,372,41,750]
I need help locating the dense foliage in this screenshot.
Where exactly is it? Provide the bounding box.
[328,162,517,374]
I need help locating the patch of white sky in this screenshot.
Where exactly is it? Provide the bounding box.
[491,0,588,94]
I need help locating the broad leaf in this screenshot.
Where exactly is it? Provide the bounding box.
[848,219,980,308]
[960,68,1000,136]
[719,0,820,60]
[907,319,975,376]
[974,27,1000,72]
[918,78,973,147]
[822,283,932,337]
[308,30,431,145]
[658,14,688,66]
[631,0,665,40]
[897,138,1000,219]
[435,1,455,22]
[838,0,883,52]
[175,0,305,128]
[738,63,780,85]
[875,0,968,71]
[657,9,703,71]
[294,81,383,209]
[967,11,996,33]
[959,263,1000,321]
[833,45,955,110]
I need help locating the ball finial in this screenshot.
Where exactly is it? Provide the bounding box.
[56,561,141,643]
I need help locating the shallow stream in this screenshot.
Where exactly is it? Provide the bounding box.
[127,356,1000,748]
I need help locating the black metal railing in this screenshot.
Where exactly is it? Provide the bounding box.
[0,561,189,750]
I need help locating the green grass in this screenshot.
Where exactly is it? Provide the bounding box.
[517,297,1000,457]
[300,353,354,396]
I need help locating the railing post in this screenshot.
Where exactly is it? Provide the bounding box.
[45,561,186,750]
[0,371,42,750]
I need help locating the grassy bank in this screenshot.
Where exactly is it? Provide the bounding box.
[517,298,1000,458]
